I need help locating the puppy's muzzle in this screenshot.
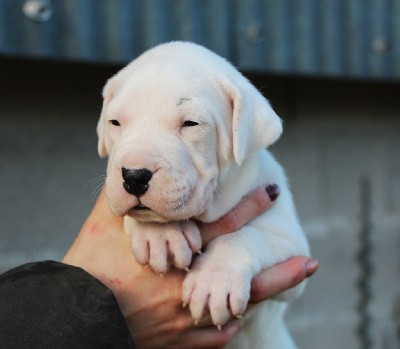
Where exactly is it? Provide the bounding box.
[122,167,153,197]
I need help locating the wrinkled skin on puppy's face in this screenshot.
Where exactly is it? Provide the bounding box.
[98,64,231,222]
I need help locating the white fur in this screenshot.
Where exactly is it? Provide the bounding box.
[98,41,309,349]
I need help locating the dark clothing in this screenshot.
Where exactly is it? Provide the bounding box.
[0,261,135,348]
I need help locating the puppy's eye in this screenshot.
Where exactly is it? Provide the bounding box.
[182,120,199,127]
[109,119,120,126]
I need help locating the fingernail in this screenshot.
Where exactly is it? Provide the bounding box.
[266,184,280,201]
[305,258,319,277]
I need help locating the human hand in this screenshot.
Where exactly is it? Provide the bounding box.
[63,185,318,348]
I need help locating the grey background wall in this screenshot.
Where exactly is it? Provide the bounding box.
[1,57,399,348]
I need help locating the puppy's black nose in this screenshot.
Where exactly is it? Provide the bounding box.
[121,168,153,197]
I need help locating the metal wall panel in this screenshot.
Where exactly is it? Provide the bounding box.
[0,0,399,80]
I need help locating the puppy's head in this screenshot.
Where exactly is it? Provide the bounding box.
[97,42,282,222]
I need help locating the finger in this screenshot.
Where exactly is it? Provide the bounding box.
[176,320,244,349]
[250,256,319,303]
[200,185,278,245]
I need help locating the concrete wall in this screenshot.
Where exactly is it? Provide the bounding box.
[1,57,399,348]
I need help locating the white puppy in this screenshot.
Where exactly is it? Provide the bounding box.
[97,42,309,348]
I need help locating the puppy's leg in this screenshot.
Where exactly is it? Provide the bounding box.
[182,225,307,326]
[125,218,202,273]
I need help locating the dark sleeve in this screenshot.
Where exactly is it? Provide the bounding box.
[0,261,135,348]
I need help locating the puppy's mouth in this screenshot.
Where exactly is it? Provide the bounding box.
[132,203,150,211]
[127,203,171,223]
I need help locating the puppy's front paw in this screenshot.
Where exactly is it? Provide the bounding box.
[130,221,201,273]
[182,254,252,327]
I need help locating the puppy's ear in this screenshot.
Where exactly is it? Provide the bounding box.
[220,76,282,165]
[97,76,118,157]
